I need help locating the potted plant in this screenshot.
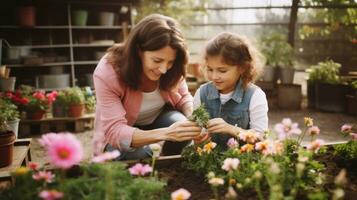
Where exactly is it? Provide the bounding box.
[52,90,68,117]
[260,32,295,84]
[65,87,85,118]
[82,87,96,114]
[306,60,349,112]
[0,98,20,138]
[0,99,16,167]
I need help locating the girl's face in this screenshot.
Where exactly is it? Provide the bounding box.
[140,45,176,81]
[206,55,243,94]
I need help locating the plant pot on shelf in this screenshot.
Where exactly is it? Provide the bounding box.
[72,10,88,26]
[261,65,278,83]
[277,84,302,109]
[0,77,16,92]
[18,6,36,27]
[52,102,67,118]
[26,110,46,120]
[279,67,295,84]
[6,119,20,139]
[315,83,349,113]
[346,95,357,116]
[99,12,115,26]
[307,80,316,109]
[68,104,84,118]
[0,130,16,167]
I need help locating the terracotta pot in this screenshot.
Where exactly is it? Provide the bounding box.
[68,104,84,118]
[0,131,16,167]
[18,6,36,27]
[27,110,46,120]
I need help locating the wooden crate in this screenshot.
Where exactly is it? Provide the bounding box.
[19,114,94,137]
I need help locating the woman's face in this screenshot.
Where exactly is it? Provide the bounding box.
[140,45,177,81]
[206,55,242,94]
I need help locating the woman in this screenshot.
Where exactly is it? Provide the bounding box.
[92,14,201,160]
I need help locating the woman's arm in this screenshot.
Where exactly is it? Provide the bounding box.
[131,120,202,148]
[175,78,194,116]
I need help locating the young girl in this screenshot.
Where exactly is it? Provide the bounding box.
[193,32,268,148]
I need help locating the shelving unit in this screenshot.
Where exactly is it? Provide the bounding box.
[0,0,133,90]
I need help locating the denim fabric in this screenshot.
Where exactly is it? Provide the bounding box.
[105,106,189,160]
[200,79,257,149]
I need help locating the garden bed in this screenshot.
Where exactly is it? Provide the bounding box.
[153,145,357,200]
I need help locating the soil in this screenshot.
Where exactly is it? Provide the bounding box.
[157,150,357,200]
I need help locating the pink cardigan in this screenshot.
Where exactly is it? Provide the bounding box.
[92,57,193,155]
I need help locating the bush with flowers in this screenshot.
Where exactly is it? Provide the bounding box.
[334,124,357,169]
[1,85,57,119]
[0,132,194,200]
[182,116,349,199]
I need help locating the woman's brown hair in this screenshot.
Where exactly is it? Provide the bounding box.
[107,14,188,91]
[204,32,262,89]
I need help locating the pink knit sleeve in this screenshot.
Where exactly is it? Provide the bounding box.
[93,64,135,152]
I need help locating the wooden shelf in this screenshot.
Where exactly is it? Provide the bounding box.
[0,25,131,29]
[6,62,72,67]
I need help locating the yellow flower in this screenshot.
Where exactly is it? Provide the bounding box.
[229,178,236,185]
[240,144,254,153]
[203,142,217,154]
[196,147,203,156]
[13,167,30,176]
[304,117,313,127]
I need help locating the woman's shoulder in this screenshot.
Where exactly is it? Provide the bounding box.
[94,55,119,80]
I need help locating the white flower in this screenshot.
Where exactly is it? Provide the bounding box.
[307,139,324,153]
[222,158,240,172]
[227,138,238,149]
[209,177,224,186]
[149,143,162,158]
[171,188,191,200]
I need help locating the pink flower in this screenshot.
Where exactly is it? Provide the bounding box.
[307,139,324,153]
[33,91,46,101]
[227,138,238,149]
[308,126,320,136]
[128,163,152,176]
[91,150,120,163]
[39,133,83,169]
[32,171,55,183]
[29,162,39,171]
[341,124,353,133]
[222,158,240,171]
[274,118,302,140]
[39,190,63,200]
[171,188,191,200]
[255,140,271,155]
[239,130,262,144]
[46,91,58,104]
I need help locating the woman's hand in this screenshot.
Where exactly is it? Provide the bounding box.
[193,131,210,145]
[207,118,237,137]
[166,120,201,142]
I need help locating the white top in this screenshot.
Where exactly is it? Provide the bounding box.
[135,88,166,126]
[193,87,268,133]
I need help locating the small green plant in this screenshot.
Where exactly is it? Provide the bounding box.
[306,60,342,84]
[260,32,294,68]
[64,87,85,106]
[0,99,19,132]
[82,87,96,113]
[189,104,210,128]
[350,80,357,90]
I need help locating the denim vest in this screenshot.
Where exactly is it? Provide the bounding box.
[200,79,257,149]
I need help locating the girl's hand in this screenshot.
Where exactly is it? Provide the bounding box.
[166,120,201,142]
[207,118,236,137]
[193,130,210,145]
